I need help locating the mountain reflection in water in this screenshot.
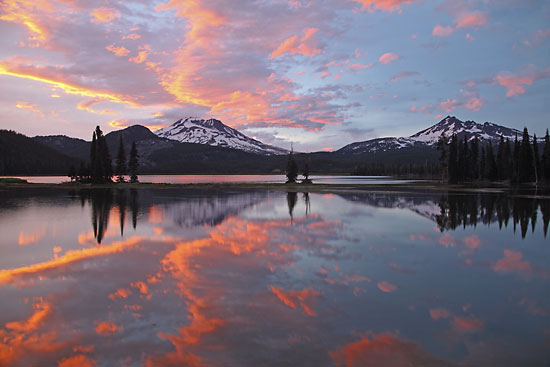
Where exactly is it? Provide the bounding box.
[0,187,548,367]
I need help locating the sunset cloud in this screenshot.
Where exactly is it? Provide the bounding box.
[353,0,417,13]
[15,101,45,117]
[454,11,489,29]
[271,28,322,59]
[105,44,130,57]
[90,7,120,24]
[432,24,454,37]
[379,52,400,64]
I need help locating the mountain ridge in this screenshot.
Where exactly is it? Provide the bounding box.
[155,117,288,155]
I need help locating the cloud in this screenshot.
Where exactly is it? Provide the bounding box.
[105,44,130,57]
[352,0,418,13]
[377,280,398,292]
[329,333,451,367]
[94,321,122,336]
[432,24,454,37]
[271,28,322,59]
[391,71,420,82]
[379,52,400,64]
[454,11,489,29]
[270,285,321,316]
[15,101,45,117]
[90,7,120,24]
[439,99,461,113]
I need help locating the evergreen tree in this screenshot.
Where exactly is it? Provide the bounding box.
[436,133,448,181]
[89,126,112,183]
[128,141,139,183]
[448,134,458,183]
[285,149,298,183]
[90,131,97,181]
[513,134,521,183]
[503,138,512,181]
[533,133,540,182]
[542,129,550,181]
[518,127,535,183]
[497,135,505,180]
[485,142,497,181]
[115,136,127,183]
[470,136,479,180]
[480,146,486,180]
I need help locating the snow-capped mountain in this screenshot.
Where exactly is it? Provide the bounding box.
[155,117,288,155]
[337,116,523,155]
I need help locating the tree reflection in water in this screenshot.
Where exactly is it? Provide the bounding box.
[436,192,549,238]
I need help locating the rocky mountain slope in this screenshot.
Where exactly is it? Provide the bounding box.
[155,117,288,155]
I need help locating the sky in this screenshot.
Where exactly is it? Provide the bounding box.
[0,0,549,152]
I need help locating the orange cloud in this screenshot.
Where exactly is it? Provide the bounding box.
[77,98,119,115]
[0,237,143,285]
[0,0,58,46]
[106,44,131,57]
[123,33,141,40]
[451,316,483,333]
[129,51,148,64]
[378,52,399,64]
[270,285,320,316]
[432,24,454,37]
[108,288,132,300]
[454,11,488,29]
[15,101,45,117]
[270,28,321,59]
[131,281,149,295]
[377,280,398,293]
[58,354,97,367]
[329,333,449,367]
[95,321,122,336]
[90,7,120,24]
[0,61,138,106]
[353,0,416,12]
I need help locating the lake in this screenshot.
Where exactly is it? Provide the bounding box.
[0,186,548,366]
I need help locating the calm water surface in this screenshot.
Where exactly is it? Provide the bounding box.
[0,187,548,366]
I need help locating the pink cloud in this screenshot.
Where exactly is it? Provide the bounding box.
[353,0,417,13]
[492,249,532,273]
[379,52,400,64]
[438,232,455,247]
[494,73,534,97]
[432,24,454,37]
[451,316,484,333]
[439,99,460,113]
[377,280,398,293]
[271,28,321,59]
[523,29,550,48]
[454,11,488,29]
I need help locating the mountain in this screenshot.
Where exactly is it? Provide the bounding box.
[337,116,523,156]
[0,130,80,175]
[155,117,288,155]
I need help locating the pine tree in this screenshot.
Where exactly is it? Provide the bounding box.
[90,131,97,181]
[115,136,127,183]
[448,134,458,183]
[471,136,479,180]
[542,129,550,181]
[513,134,521,183]
[128,141,139,183]
[285,149,298,183]
[497,135,505,180]
[518,127,535,183]
[436,133,448,181]
[89,126,112,183]
[533,133,540,183]
[485,142,497,181]
[503,138,512,181]
[480,146,486,180]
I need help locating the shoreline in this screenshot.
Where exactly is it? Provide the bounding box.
[1,179,548,197]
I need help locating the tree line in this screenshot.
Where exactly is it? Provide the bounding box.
[437,127,550,184]
[69,126,139,184]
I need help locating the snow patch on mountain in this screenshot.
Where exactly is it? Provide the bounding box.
[338,116,524,155]
[155,117,288,155]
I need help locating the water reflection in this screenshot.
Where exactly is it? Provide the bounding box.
[0,187,548,366]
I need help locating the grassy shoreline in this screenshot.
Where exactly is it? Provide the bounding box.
[1,178,547,197]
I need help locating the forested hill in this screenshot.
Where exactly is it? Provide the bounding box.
[0,130,81,175]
